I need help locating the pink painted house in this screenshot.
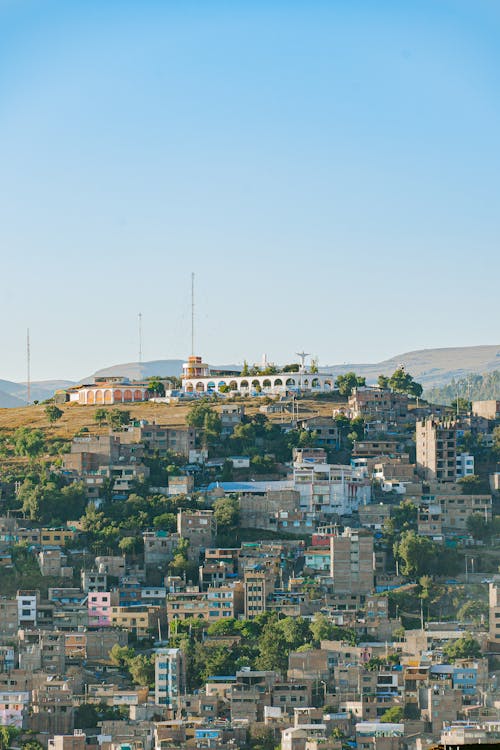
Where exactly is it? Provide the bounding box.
[88,591,111,627]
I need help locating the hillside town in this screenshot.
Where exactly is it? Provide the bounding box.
[1,355,500,750]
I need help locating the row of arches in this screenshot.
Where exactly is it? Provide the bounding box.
[184,376,333,394]
[79,388,149,404]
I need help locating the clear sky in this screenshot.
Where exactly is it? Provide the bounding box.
[1,0,499,382]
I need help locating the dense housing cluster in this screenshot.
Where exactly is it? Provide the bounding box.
[1,362,500,750]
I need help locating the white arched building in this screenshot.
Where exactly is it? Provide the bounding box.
[182,371,334,395]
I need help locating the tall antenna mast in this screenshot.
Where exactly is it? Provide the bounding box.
[26,328,31,405]
[138,312,143,363]
[191,272,195,356]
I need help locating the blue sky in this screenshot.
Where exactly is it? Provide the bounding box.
[1,0,499,381]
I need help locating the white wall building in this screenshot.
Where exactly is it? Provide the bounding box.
[293,460,371,515]
[456,452,475,479]
[16,592,37,626]
[155,647,185,709]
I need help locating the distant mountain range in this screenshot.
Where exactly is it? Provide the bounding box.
[1,345,500,408]
[321,345,500,387]
[0,379,75,409]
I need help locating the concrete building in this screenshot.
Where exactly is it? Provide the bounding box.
[489,578,500,644]
[348,387,409,422]
[0,598,20,640]
[244,569,275,618]
[456,452,475,479]
[88,591,111,627]
[177,509,216,560]
[416,418,458,482]
[330,529,375,595]
[293,459,371,515]
[81,569,107,593]
[16,590,38,626]
[143,530,179,566]
[182,355,335,395]
[155,647,186,709]
[472,400,500,420]
[114,423,196,458]
[168,475,194,496]
[66,377,151,405]
[220,404,245,437]
[38,547,72,577]
[417,504,443,540]
[48,732,86,750]
[166,582,244,622]
[435,494,492,532]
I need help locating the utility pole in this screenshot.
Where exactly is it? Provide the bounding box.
[138,312,143,364]
[191,272,195,356]
[26,328,31,405]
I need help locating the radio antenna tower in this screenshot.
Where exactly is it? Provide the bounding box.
[138,313,143,363]
[191,272,195,356]
[26,328,31,405]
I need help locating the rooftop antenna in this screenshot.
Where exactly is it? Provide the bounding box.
[296,351,310,372]
[138,313,143,364]
[191,272,195,356]
[26,328,31,405]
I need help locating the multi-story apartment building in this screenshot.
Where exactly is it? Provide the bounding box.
[155,648,185,708]
[143,530,179,566]
[166,582,244,622]
[0,598,19,640]
[177,509,216,560]
[87,591,111,627]
[427,494,492,532]
[114,423,197,457]
[16,591,38,626]
[293,459,371,515]
[416,418,457,482]
[81,569,107,593]
[244,569,275,618]
[348,386,409,421]
[330,528,374,595]
[489,579,500,644]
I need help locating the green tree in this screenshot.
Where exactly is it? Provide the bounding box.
[108,409,131,429]
[128,654,155,686]
[255,621,289,674]
[388,367,423,397]
[94,408,108,427]
[391,500,418,531]
[380,705,403,723]
[213,495,239,531]
[443,634,481,662]
[457,600,488,625]
[109,644,135,667]
[148,378,165,397]
[241,360,250,376]
[119,536,143,556]
[458,475,490,495]
[0,726,19,750]
[186,402,221,446]
[377,375,390,389]
[394,530,438,578]
[310,613,334,644]
[336,372,366,397]
[45,404,63,423]
[74,703,100,728]
[451,397,471,414]
[466,513,491,541]
[13,427,45,457]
